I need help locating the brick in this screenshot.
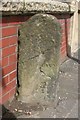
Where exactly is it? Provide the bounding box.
[0,59,2,67]
[61,45,67,53]
[0,49,2,59]
[2,80,16,95]
[0,87,15,104]
[61,52,67,62]
[9,71,17,82]
[9,36,18,45]
[2,76,8,87]
[2,36,17,48]
[2,45,17,57]
[67,20,70,32]
[0,98,2,104]
[2,85,11,96]
[8,16,31,25]
[61,25,65,32]
[0,81,2,87]
[61,50,67,56]
[2,17,9,27]
[2,37,9,48]
[61,41,66,47]
[2,37,10,48]
[1,93,9,104]
[59,19,65,24]
[9,87,16,98]
[2,63,17,76]
[62,26,66,34]
[2,26,17,37]
[8,16,24,25]
[62,35,66,41]
[2,16,30,27]
[66,18,70,24]
[2,57,8,67]
[9,54,17,65]
[0,29,2,39]
[0,67,2,81]
[0,40,2,48]
[0,88,2,97]
[10,79,16,88]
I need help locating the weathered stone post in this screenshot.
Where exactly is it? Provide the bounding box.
[18,14,61,104]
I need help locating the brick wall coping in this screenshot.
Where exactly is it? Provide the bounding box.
[1,1,76,15]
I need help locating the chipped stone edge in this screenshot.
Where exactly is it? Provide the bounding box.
[1,1,76,15]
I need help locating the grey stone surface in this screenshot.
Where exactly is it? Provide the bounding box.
[1,0,76,14]
[0,105,2,119]
[1,0,74,2]
[18,13,61,104]
[17,52,78,118]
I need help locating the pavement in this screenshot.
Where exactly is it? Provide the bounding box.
[17,51,79,119]
[1,51,79,120]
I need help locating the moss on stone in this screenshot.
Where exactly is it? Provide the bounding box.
[18,14,62,104]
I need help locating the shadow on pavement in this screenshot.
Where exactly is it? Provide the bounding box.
[1,105,17,120]
[68,55,80,64]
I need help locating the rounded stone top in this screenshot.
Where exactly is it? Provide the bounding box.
[1,0,76,15]
[18,13,62,103]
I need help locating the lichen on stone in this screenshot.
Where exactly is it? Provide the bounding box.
[1,1,75,14]
[18,14,62,104]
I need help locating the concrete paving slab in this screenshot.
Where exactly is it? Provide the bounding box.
[16,54,79,118]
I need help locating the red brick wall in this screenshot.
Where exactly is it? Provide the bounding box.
[55,14,70,62]
[0,14,70,104]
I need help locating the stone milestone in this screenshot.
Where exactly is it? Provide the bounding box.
[18,14,61,104]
